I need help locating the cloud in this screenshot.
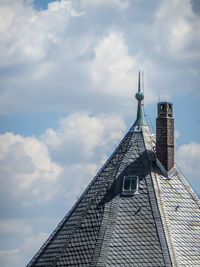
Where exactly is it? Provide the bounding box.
[0,112,127,267]
[176,141,200,194]
[89,32,137,97]
[0,249,22,267]
[0,112,126,208]
[0,132,63,205]
[0,0,199,115]
[154,0,200,59]
[0,1,199,267]
[79,0,130,10]
[0,218,49,267]
[174,129,180,146]
[23,232,49,253]
[41,112,126,164]
[40,112,126,204]
[0,249,19,257]
[0,219,32,235]
[0,0,80,65]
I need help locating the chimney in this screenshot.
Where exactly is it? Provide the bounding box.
[156,102,174,172]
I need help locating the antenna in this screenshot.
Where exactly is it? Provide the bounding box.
[140,70,155,132]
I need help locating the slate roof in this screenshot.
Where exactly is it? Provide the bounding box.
[143,126,200,266]
[27,125,200,267]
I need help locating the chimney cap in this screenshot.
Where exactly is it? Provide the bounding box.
[158,101,172,105]
[157,102,173,118]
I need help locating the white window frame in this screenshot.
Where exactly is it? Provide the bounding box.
[122,175,139,195]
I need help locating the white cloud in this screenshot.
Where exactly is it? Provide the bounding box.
[176,142,200,195]
[90,32,137,98]
[154,0,200,58]
[0,0,80,67]
[0,132,63,204]
[39,112,126,205]
[0,249,19,256]
[23,232,49,253]
[0,219,49,267]
[0,0,199,114]
[0,219,32,235]
[0,249,22,267]
[0,112,127,267]
[80,0,130,10]
[41,112,126,163]
[0,1,199,267]
[0,112,126,207]
[174,129,180,146]
[176,142,200,180]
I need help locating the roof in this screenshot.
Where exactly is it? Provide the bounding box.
[26,123,200,266]
[144,126,200,266]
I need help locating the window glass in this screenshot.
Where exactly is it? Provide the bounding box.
[131,178,137,191]
[122,176,139,195]
[124,177,131,190]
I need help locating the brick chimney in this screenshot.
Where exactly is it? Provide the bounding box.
[156,102,174,172]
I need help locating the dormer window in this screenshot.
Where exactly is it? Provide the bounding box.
[122,175,139,195]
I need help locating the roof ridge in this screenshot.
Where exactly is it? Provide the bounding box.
[151,170,178,267]
[170,165,200,207]
[151,163,200,266]
[27,124,136,266]
[141,128,173,267]
[103,129,170,266]
[27,120,200,266]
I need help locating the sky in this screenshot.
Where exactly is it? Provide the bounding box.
[0,0,199,266]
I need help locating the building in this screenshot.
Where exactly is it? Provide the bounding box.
[27,73,200,266]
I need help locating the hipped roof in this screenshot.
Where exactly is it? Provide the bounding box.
[27,124,200,266]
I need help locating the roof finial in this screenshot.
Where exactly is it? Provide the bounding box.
[138,70,141,92]
[133,70,146,127]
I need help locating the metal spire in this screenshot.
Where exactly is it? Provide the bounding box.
[133,71,146,127]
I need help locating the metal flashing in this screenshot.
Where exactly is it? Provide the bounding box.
[156,158,168,178]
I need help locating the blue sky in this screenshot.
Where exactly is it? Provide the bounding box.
[0,0,200,266]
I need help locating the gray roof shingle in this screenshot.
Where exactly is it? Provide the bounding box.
[27,124,200,266]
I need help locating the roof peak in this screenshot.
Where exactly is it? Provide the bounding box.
[133,70,146,127]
